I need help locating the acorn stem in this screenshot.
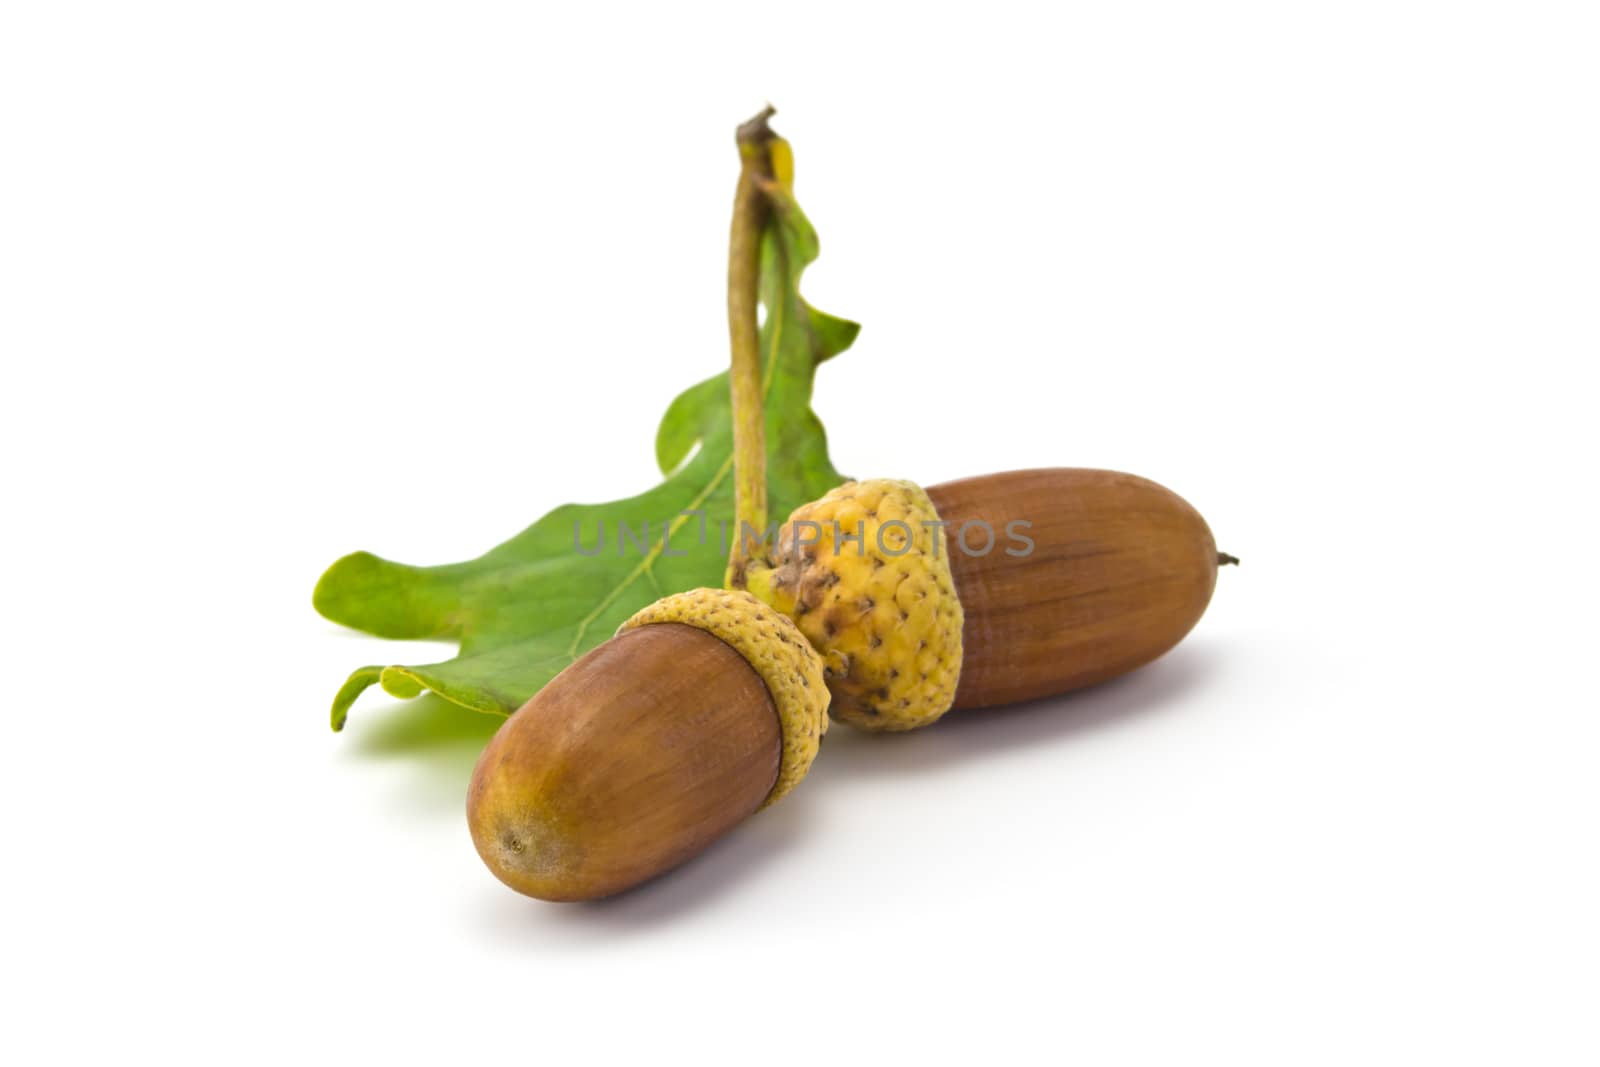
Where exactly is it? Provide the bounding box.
[1218,552,1240,566]
[726,106,778,586]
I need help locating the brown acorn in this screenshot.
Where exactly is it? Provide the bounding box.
[467,589,828,902]
[932,467,1227,710]
[737,468,1232,730]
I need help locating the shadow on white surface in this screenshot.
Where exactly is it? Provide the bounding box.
[340,694,502,815]
[808,639,1222,782]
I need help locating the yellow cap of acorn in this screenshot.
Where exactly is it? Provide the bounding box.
[738,479,964,731]
[618,587,829,806]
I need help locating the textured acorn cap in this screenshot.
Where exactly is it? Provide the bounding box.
[741,479,964,731]
[619,588,829,805]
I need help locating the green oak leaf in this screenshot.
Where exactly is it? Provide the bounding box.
[314,176,857,730]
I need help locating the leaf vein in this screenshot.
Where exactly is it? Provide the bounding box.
[562,292,789,659]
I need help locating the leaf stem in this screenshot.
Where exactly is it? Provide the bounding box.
[726,106,779,585]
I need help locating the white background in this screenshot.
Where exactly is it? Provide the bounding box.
[4,2,1596,1063]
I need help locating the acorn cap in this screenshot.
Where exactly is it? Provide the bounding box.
[741,479,964,731]
[619,588,830,805]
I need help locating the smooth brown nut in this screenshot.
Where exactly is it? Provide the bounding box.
[929,468,1223,709]
[466,623,781,902]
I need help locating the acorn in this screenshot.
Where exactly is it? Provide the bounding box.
[736,467,1230,730]
[467,588,828,901]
